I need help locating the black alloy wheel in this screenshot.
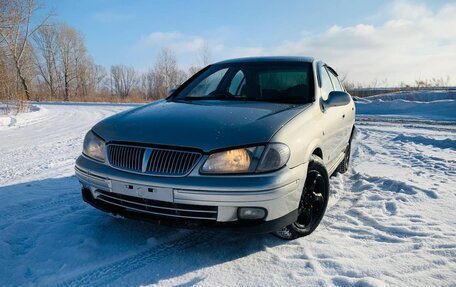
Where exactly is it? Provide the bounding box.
[273,155,329,240]
[294,170,327,232]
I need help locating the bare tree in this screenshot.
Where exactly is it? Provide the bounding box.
[139,69,156,100]
[93,64,107,90]
[0,0,52,100]
[76,60,106,99]
[187,66,201,77]
[151,47,187,98]
[338,72,362,95]
[110,65,137,98]
[0,45,14,101]
[75,56,92,98]
[155,47,179,88]
[198,41,212,67]
[55,24,86,101]
[33,23,94,101]
[1,3,222,104]
[188,43,212,77]
[33,24,58,100]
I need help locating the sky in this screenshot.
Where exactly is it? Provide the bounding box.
[46,0,456,86]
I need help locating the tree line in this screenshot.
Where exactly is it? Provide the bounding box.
[0,0,208,103]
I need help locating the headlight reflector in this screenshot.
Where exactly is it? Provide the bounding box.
[200,143,290,174]
[201,147,259,173]
[83,131,106,162]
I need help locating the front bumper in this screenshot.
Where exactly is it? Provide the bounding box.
[75,155,306,233]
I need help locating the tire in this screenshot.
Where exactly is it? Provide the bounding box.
[273,155,329,240]
[337,141,351,174]
[337,128,354,174]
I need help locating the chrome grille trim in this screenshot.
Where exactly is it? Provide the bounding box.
[108,145,145,171]
[98,192,217,214]
[96,190,217,221]
[107,144,201,176]
[146,149,201,175]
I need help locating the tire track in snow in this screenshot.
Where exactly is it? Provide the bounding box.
[320,123,436,233]
[54,230,217,287]
[0,196,82,229]
[321,120,449,246]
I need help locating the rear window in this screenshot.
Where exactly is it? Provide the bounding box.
[259,70,308,91]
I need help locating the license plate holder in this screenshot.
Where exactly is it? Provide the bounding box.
[111,180,173,202]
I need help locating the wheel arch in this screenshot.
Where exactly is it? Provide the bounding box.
[303,138,324,164]
[312,148,323,160]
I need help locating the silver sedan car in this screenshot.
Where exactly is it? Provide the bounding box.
[75,56,355,239]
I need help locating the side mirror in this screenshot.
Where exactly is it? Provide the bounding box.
[168,88,177,97]
[325,91,351,108]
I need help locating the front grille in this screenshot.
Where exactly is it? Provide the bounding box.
[107,144,201,176]
[96,189,217,221]
[109,145,145,171]
[146,149,201,175]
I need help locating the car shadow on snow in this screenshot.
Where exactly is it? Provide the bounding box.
[0,176,284,286]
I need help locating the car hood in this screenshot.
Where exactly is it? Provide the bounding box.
[93,100,308,152]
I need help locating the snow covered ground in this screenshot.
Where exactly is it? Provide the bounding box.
[355,90,456,121]
[0,93,455,286]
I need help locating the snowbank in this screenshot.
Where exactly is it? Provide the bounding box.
[0,116,12,127]
[367,90,456,102]
[355,90,456,121]
[0,105,45,131]
[393,135,456,150]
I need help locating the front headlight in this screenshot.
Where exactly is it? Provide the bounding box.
[83,131,106,162]
[200,143,290,174]
[201,147,263,174]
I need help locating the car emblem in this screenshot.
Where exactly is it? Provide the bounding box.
[136,187,145,197]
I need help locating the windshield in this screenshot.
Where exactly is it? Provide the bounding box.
[173,62,314,104]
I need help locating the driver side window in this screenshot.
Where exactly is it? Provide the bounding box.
[187,68,228,97]
[228,70,246,96]
[319,65,334,101]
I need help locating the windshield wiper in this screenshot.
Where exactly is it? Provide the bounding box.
[184,95,227,101]
[184,91,237,101]
[248,95,307,104]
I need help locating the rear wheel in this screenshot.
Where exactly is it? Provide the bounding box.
[273,155,329,240]
[337,141,351,174]
[338,127,355,174]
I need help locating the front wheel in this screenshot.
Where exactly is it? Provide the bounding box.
[273,155,329,240]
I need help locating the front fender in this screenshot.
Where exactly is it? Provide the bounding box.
[270,103,325,168]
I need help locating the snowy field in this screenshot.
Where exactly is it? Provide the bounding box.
[0,92,455,286]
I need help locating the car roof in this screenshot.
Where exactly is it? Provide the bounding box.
[214,56,315,65]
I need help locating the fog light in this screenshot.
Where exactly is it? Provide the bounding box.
[238,207,267,220]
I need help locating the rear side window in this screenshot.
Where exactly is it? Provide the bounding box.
[319,65,334,101]
[327,69,344,91]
